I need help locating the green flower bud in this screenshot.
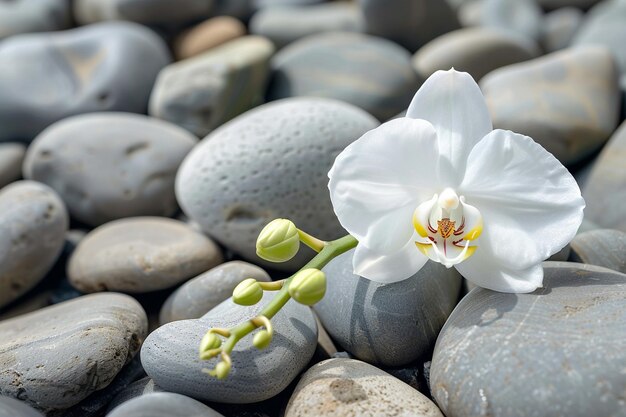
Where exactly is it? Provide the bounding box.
[199,332,221,354]
[214,361,231,380]
[256,219,300,263]
[253,330,272,350]
[288,268,327,306]
[233,278,263,306]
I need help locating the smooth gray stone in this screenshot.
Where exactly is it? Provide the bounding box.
[315,249,462,367]
[176,97,378,271]
[480,46,620,166]
[23,112,196,227]
[0,22,170,142]
[74,0,214,25]
[107,377,165,413]
[68,217,223,294]
[458,0,485,27]
[570,229,626,273]
[0,0,70,39]
[285,358,444,417]
[160,261,271,324]
[583,121,626,231]
[0,181,68,308]
[0,143,26,188]
[431,262,626,417]
[149,36,274,138]
[107,393,223,417]
[541,7,584,52]
[481,0,544,40]
[0,397,43,417]
[250,3,364,49]
[254,0,324,8]
[142,291,317,403]
[0,293,148,414]
[358,0,460,52]
[413,27,540,80]
[268,32,420,121]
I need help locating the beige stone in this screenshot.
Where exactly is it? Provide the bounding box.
[174,16,246,60]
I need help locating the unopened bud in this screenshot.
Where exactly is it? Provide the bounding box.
[253,330,272,350]
[199,332,221,354]
[214,361,231,379]
[289,268,326,306]
[233,278,263,306]
[256,219,300,262]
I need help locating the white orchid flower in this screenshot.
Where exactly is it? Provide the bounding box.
[328,69,585,293]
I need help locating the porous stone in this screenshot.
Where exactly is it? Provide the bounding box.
[285,358,444,417]
[107,393,223,417]
[0,181,68,309]
[160,261,271,324]
[315,249,462,367]
[570,229,626,273]
[0,293,148,413]
[23,112,196,227]
[481,0,544,40]
[0,22,170,142]
[107,378,164,413]
[541,7,584,52]
[412,27,540,80]
[176,97,378,270]
[268,32,420,120]
[0,143,26,188]
[0,0,70,39]
[250,3,365,49]
[68,217,223,293]
[173,16,247,60]
[74,0,214,25]
[358,0,460,52]
[150,36,274,137]
[430,262,626,417]
[142,292,317,403]
[0,396,43,417]
[480,46,620,166]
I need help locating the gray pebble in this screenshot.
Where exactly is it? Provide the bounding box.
[0,143,26,188]
[74,0,213,25]
[430,262,626,417]
[141,291,317,403]
[0,181,68,308]
[268,32,420,121]
[160,261,271,325]
[107,392,223,417]
[0,397,44,417]
[481,0,544,40]
[23,112,196,227]
[107,377,165,413]
[285,358,444,417]
[480,46,620,166]
[538,0,601,11]
[149,36,275,138]
[570,229,626,273]
[541,7,584,52]
[0,22,170,142]
[315,249,462,367]
[0,0,70,40]
[176,97,378,271]
[68,217,223,293]
[0,293,148,414]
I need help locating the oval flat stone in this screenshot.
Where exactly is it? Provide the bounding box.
[267,32,419,121]
[176,97,378,271]
[480,46,621,166]
[150,36,275,138]
[0,1,70,39]
[0,396,44,417]
[0,181,68,308]
[0,22,170,142]
[23,112,197,227]
[0,143,26,188]
[160,261,270,324]
[174,16,246,60]
[570,229,626,273]
[107,393,223,417]
[430,262,626,417]
[0,293,148,414]
[285,358,443,417]
[74,0,213,25]
[68,217,223,293]
[142,292,317,403]
[107,377,164,413]
[315,249,462,367]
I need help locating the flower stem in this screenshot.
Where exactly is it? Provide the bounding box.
[297,229,327,252]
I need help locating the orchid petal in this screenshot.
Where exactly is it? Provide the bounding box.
[353,237,428,284]
[406,69,492,187]
[328,117,441,253]
[459,129,585,270]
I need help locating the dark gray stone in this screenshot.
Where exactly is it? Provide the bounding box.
[74,0,214,25]
[107,393,223,417]
[570,229,626,273]
[537,0,601,10]
[0,396,43,417]
[0,0,70,39]
[107,377,165,413]
[0,143,26,188]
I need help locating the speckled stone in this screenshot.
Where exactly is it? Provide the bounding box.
[176,97,378,271]
[0,143,26,188]
[142,292,317,403]
[0,293,148,414]
[23,113,196,226]
[107,377,164,413]
[0,22,170,142]
[0,0,70,39]
[315,249,462,367]
[173,17,246,60]
[68,217,223,293]
[358,0,460,52]
[285,358,444,417]
[160,261,270,324]
[430,262,626,417]
[250,3,364,49]
[0,181,68,309]
[107,393,223,417]
[0,396,44,417]
[481,0,544,40]
[413,27,540,80]
[570,229,626,273]
[480,46,620,166]
[541,7,584,52]
[150,36,274,137]
[74,0,213,25]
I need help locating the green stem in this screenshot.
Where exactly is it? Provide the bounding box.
[297,229,327,252]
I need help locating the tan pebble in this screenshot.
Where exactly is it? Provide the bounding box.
[174,16,246,60]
